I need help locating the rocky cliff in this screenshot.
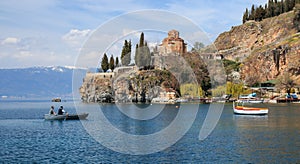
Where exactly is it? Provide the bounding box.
[214,6,300,85]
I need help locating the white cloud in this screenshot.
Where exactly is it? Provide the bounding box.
[0,0,273,68]
[1,37,20,45]
[62,29,92,49]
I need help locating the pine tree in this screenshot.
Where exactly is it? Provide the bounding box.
[109,55,115,71]
[101,53,109,72]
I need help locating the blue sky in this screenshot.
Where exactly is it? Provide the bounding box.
[0,0,267,68]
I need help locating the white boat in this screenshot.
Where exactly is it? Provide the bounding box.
[176,98,188,103]
[233,101,268,115]
[151,97,169,103]
[44,113,88,120]
[237,99,263,103]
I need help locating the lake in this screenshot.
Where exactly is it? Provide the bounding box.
[0,99,300,163]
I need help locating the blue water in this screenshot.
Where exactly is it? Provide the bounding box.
[0,99,300,163]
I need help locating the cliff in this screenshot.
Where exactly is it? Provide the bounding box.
[214,6,300,85]
[79,53,211,103]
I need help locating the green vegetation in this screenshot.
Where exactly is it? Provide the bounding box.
[212,82,252,98]
[115,57,119,67]
[109,55,115,71]
[135,32,151,67]
[191,42,205,52]
[276,72,297,95]
[181,52,211,96]
[120,40,131,66]
[294,4,300,31]
[242,0,300,23]
[180,83,204,97]
[101,53,109,72]
[222,59,241,75]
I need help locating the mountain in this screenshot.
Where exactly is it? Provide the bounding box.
[0,66,87,98]
[214,5,300,85]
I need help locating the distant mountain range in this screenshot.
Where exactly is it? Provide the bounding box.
[0,66,87,98]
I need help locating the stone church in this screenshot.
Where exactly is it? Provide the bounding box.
[159,30,187,55]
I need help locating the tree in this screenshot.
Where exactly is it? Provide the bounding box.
[135,32,151,67]
[121,40,131,66]
[101,53,109,72]
[276,72,296,96]
[294,4,300,31]
[284,0,291,12]
[115,57,119,67]
[191,42,205,51]
[274,0,282,16]
[243,8,249,23]
[139,32,144,47]
[249,4,256,20]
[109,55,115,71]
[255,5,266,21]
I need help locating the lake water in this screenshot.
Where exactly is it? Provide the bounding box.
[0,99,300,163]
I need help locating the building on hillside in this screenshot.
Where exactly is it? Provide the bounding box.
[159,30,187,55]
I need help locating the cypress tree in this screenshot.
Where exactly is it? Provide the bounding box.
[285,0,291,12]
[115,57,119,67]
[290,0,296,10]
[134,44,139,66]
[139,32,144,47]
[243,8,249,23]
[274,0,282,16]
[121,40,131,66]
[101,53,109,72]
[249,5,256,20]
[143,41,151,67]
[109,55,115,71]
[255,5,265,21]
[135,33,151,68]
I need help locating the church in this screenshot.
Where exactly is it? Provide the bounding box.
[159,30,187,55]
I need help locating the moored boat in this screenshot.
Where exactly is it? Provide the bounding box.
[44,113,88,120]
[237,99,264,103]
[51,97,61,102]
[233,101,268,115]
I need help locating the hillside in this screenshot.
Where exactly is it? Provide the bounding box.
[0,66,86,98]
[214,5,300,85]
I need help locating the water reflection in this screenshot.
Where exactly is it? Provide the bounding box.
[233,115,268,128]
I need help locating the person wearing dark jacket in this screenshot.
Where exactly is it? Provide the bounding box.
[57,106,64,115]
[49,106,56,115]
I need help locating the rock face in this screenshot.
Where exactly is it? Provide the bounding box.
[113,69,178,103]
[80,68,180,103]
[214,8,300,84]
[80,73,114,103]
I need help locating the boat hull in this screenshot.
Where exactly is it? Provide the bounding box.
[44,113,88,120]
[233,101,268,115]
[233,107,268,115]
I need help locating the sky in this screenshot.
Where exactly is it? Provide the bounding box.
[0,0,267,68]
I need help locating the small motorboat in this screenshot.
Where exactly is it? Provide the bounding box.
[233,101,268,115]
[44,113,89,120]
[237,99,264,103]
[51,97,61,102]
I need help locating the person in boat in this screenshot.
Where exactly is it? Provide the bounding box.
[57,106,65,115]
[49,106,56,115]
